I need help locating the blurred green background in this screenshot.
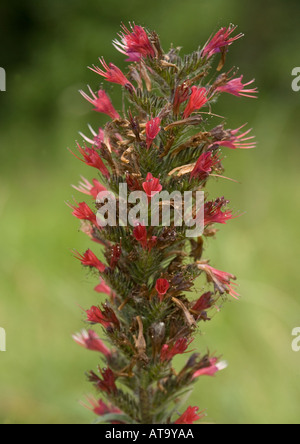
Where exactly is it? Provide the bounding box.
[0,0,300,424]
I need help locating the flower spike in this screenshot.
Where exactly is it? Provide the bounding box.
[69,23,256,425]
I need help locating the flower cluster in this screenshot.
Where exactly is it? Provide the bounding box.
[69,23,256,424]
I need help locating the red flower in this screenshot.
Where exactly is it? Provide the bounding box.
[82,396,121,419]
[215,124,256,150]
[113,23,155,61]
[142,173,162,198]
[72,177,107,199]
[89,368,117,394]
[73,330,111,357]
[86,306,109,327]
[74,249,106,273]
[216,75,258,98]
[156,278,170,301]
[133,224,157,251]
[70,143,110,178]
[183,86,208,119]
[190,152,220,181]
[79,125,104,149]
[193,358,227,378]
[204,198,234,225]
[99,368,117,394]
[69,201,97,226]
[97,368,117,393]
[161,338,194,362]
[146,117,161,149]
[173,82,190,115]
[94,278,112,295]
[80,87,120,119]
[198,263,239,299]
[175,406,205,424]
[102,305,120,329]
[133,224,148,249]
[86,305,120,330]
[90,58,134,90]
[192,292,214,313]
[202,25,243,59]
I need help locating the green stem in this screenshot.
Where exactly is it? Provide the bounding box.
[138,367,152,424]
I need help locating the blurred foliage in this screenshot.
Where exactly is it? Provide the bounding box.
[0,0,300,424]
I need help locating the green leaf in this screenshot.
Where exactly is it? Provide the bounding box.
[154,387,194,424]
[93,413,137,425]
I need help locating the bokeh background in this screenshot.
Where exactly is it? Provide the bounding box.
[0,0,299,424]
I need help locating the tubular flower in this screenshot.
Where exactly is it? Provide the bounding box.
[68,201,98,226]
[80,87,120,119]
[89,368,117,394]
[173,82,190,115]
[183,86,208,118]
[204,198,234,225]
[72,177,107,199]
[100,305,120,330]
[216,75,258,98]
[190,151,220,181]
[202,25,243,59]
[82,396,122,422]
[133,224,157,251]
[132,224,148,249]
[70,143,110,178]
[142,173,162,198]
[146,117,161,149]
[73,330,111,357]
[192,292,214,313]
[90,58,135,91]
[161,338,194,362]
[156,278,170,301]
[86,305,120,330]
[74,249,106,273]
[198,263,239,299]
[113,23,155,61]
[193,358,228,378]
[79,125,104,148]
[215,124,256,150]
[82,396,121,416]
[94,278,112,295]
[86,306,110,327]
[175,406,205,425]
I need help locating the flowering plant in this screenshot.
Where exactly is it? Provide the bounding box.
[69,23,256,424]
